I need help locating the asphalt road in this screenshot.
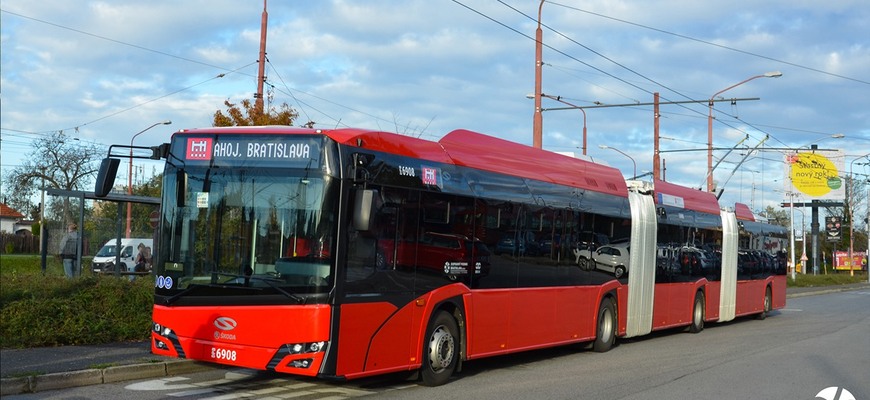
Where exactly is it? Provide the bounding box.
[6,288,869,400]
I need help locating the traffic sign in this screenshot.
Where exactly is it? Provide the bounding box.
[825,216,841,242]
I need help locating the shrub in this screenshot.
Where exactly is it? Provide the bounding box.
[1,255,154,348]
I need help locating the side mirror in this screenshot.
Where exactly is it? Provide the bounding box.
[353,189,379,232]
[151,143,171,160]
[94,158,120,197]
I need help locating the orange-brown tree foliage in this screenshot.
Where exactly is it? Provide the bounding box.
[213,99,304,127]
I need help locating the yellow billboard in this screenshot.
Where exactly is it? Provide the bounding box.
[784,150,845,202]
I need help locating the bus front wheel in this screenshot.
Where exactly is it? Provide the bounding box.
[421,311,459,386]
[592,297,616,352]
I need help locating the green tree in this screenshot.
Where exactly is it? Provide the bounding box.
[760,205,789,227]
[213,99,308,127]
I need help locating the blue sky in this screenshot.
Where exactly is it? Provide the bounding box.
[1,0,868,220]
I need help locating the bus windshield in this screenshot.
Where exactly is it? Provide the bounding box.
[155,164,338,304]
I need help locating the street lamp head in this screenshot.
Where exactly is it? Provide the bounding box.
[161,120,172,125]
[763,71,783,78]
[598,144,609,150]
[831,133,845,139]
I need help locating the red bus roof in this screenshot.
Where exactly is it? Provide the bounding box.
[734,203,756,221]
[175,126,628,198]
[440,129,627,197]
[653,179,721,215]
[330,129,455,164]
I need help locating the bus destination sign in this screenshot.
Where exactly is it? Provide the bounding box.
[180,136,320,167]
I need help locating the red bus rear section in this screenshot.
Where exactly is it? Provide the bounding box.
[130,126,788,385]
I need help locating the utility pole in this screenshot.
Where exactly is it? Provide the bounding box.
[255,0,268,116]
[653,93,660,180]
[532,0,544,149]
[540,96,759,181]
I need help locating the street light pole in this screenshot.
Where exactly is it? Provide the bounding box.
[707,71,782,192]
[126,120,171,238]
[599,145,636,179]
[533,93,587,155]
[795,207,807,270]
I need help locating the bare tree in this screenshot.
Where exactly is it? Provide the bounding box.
[3,131,102,222]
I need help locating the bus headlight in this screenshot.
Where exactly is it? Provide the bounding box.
[284,341,327,355]
[153,322,173,337]
[308,341,324,352]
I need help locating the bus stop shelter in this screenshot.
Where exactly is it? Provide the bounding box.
[44,188,160,278]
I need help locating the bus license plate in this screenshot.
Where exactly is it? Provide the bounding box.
[209,346,238,362]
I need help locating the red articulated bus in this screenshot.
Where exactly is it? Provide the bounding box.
[95,126,787,386]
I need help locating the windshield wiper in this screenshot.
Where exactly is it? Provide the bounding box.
[211,272,305,304]
[162,284,207,305]
[162,282,265,305]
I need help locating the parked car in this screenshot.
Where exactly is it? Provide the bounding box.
[494,235,525,256]
[384,232,491,281]
[679,246,718,277]
[572,232,627,271]
[577,243,630,278]
[91,238,153,273]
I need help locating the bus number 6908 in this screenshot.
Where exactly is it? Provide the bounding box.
[210,347,237,361]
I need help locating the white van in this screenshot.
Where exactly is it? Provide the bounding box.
[92,238,153,273]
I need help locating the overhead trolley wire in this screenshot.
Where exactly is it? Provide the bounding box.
[546,1,870,86]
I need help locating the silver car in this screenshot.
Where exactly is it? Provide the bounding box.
[577,243,630,278]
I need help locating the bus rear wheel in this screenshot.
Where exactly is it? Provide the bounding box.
[689,291,705,333]
[421,311,459,386]
[757,286,772,320]
[592,297,616,352]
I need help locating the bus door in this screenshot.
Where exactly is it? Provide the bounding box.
[339,186,417,376]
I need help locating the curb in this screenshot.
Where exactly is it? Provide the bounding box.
[0,359,216,396]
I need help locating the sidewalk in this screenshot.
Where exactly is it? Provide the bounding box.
[2,282,868,395]
[0,341,215,395]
